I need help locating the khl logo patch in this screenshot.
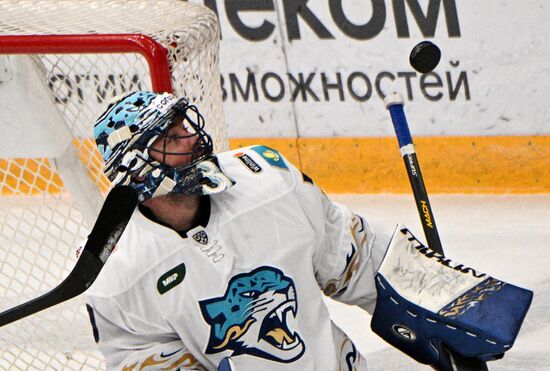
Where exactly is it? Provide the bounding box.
[192,230,208,245]
[199,266,305,363]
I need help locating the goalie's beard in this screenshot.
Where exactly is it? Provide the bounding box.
[141,190,203,231]
[147,188,198,206]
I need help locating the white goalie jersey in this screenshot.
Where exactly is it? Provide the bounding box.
[85,145,390,371]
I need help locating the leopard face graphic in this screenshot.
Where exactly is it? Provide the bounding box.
[199,266,305,363]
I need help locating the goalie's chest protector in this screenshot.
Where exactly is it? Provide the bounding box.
[106,147,342,370]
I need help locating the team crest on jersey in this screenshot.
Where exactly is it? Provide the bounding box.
[199,266,305,363]
[250,145,288,170]
[192,230,208,245]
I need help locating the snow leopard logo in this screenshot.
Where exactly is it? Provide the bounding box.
[199,266,305,363]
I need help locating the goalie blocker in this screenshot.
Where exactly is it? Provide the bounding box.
[371,225,532,370]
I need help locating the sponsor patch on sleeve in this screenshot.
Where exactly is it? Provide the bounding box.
[234,152,262,173]
[157,263,186,295]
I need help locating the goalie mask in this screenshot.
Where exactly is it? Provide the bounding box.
[94,91,234,202]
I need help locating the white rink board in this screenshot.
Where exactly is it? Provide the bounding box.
[190,0,550,138]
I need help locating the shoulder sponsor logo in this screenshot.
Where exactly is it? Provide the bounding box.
[235,152,262,173]
[157,263,186,295]
[392,324,416,342]
[250,145,289,170]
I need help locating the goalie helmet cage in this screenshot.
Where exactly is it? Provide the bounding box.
[0,1,227,369]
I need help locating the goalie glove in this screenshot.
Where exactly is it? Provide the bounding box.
[371,225,533,370]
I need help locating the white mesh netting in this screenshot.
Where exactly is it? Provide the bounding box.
[0,1,226,369]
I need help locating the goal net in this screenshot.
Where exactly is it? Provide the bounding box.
[0,1,226,369]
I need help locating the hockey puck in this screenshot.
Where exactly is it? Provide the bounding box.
[409,41,441,73]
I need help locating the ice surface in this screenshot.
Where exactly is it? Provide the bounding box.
[325,194,550,371]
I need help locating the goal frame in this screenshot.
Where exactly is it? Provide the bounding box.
[0,33,174,93]
[0,2,226,369]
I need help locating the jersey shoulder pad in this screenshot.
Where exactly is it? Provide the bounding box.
[218,145,295,184]
[220,145,290,173]
[215,145,299,213]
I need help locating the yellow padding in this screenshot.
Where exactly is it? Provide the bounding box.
[0,139,110,196]
[0,158,63,195]
[230,136,550,194]
[2,136,549,195]
[72,138,111,193]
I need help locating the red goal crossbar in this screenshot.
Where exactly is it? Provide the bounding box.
[0,34,173,93]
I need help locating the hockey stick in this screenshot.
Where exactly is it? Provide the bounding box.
[384,93,489,371]
[0,185,138,327]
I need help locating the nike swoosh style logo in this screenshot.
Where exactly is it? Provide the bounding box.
[160,348,183,358]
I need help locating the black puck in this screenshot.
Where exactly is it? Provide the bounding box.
[409,41,441,73]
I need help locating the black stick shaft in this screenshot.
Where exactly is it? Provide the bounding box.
[0,249,101,326]
[385,94,443,254]
[0,186,137,327]
[384,93,488,371]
